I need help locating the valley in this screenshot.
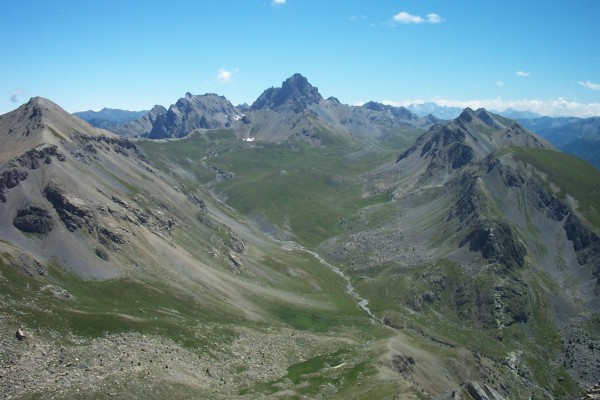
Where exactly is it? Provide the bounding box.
[1,75,599,399]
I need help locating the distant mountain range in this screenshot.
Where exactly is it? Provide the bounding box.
[77,74,438,149]
[73,108,147,130]
[76,86,600,170]
[516,116,600,169]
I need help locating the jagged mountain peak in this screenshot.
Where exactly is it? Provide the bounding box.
[146,92,239,139]
[150,104,167,114]
[395,108,551,183]
[251,73,323,112]
[458,107,506,129]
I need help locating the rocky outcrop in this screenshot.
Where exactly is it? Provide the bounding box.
[15,145,66,169]
[0,145,66,203]
[13,206,54,234]
[564,213,600,283]
[40,284,72,299]
[14,253,47,277]
[43,182,94,233]
[436,381,507,400]
[463,381,506,400]
[71,133,147,163]
[390,353,415,377]
[460,220,526,272]
[0,167,28,203]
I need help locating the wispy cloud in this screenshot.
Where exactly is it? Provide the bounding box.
[578,80,600,91]
[425,13,443,24]
[496,81,505,87]
[350,15,367,22]
[10,89,24,103]
[217,68,234,83]
[272,0,286,6]
[516,71,530,77]
[392,11,443,24]
[382,97,600,118]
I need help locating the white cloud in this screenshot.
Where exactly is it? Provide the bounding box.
[516,71,530,77]
[426,13,443,23]
[496,81,505,87]
[382,97,600,118]
[393,11,443,24]
[272,0,286,5]
[217,68,234,83]
[393,12,423,24]
[578,80,600,91]
[10,88,24,102]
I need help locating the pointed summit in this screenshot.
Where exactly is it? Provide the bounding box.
[0,97,107,163]
[251,73,323,112]
[458,107,476,123]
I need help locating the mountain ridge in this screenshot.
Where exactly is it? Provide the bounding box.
[96,73,436,145]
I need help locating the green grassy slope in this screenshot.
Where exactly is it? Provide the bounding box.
[511,147,600,230]
[141,130,402,248]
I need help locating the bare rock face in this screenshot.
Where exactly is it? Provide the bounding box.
[463,381,506,400]
[146,93,239,139]
[43,182,94,233]
[251,73,323,113]
[13,206,54,234]
[564,212,600,285]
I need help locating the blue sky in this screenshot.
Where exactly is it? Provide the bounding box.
[2,0,600,117]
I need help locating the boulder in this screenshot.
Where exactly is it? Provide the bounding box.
[15,327,26,341]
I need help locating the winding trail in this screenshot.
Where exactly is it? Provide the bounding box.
[279,240,382,323]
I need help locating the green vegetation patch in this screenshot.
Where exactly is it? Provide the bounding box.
[140,130,402,248]
[241,348,367,397]
[0,256,232,349]
[511,147,600,230]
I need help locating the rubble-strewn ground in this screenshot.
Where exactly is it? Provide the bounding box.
[0,318,359,399]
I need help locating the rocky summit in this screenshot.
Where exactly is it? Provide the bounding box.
[251,73,324,113]
[1,76,600,399]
